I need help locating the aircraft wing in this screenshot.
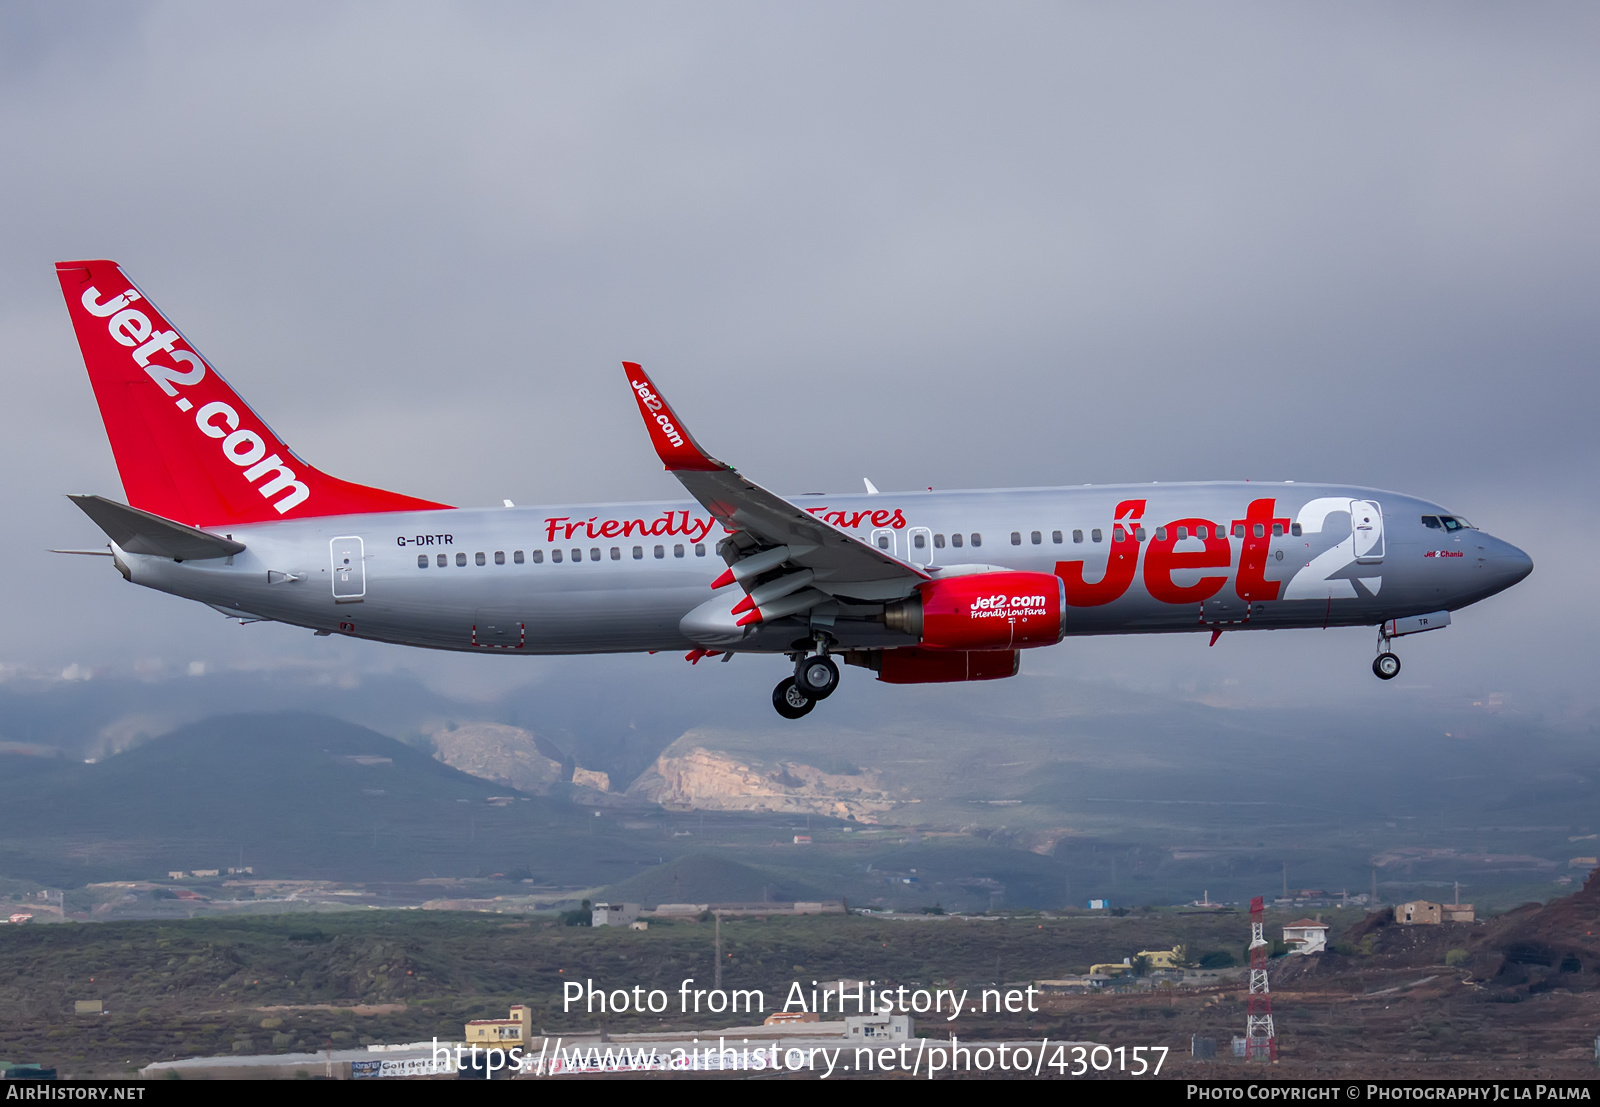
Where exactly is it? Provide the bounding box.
[621,363,926,600]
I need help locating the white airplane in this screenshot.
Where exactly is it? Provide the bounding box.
[55,260,1532,717]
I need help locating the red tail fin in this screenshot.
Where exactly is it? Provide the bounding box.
[56,260,449,527]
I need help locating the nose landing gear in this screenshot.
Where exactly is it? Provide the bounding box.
[1372,625,1401,680]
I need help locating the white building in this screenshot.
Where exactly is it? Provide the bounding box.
[591,902,641,927]
[1282,918,1329,954]
[845,1015,913,1041]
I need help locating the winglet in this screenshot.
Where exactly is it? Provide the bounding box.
[622,362,724,472]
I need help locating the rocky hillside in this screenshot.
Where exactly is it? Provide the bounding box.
[426,722,567,793]
[1469,865,1600,991]
[627,736,897,821]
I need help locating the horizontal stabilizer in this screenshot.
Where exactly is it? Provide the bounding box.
[69,494,245,561]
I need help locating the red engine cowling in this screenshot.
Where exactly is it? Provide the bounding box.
[884,571,1066,650]
[877,647,1020,684]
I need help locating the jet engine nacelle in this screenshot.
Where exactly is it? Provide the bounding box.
[883,571,1066,650]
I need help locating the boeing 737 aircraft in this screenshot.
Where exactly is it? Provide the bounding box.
[54,260,1533,717]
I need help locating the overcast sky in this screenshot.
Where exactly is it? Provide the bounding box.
[2,2,1595,714]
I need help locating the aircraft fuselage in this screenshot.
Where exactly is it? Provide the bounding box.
[118,481,1532,655]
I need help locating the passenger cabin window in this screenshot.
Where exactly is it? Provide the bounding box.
[475,552,486,566]
[934,534,945,548]
[877,535,890,549]
[417,554,428,568]
[951,533,964,548]
[654,545,664,559]
[1155,527,1166,541]
[673,544,684,557]
[531,550,543,563]
[1253,524,1264,538]
[695,544,706,556]
[1135,527,1146,541]
[494,551,505,565]
[633,546,643,559]
[1052,530,1062,544]
[913,533,926,549]
[1091,528,1103,543]
[456,552,467,567]
[1031,531,1041,545]
[552,549,563,563]
[1072,529,1083,543]
[1291,523,1303,537]
[1271,523,1283,537]
[590,548,600,561]
[610,547,620,560]
[971,533,982,547]
[1231,523,1245,538]
[1176,527,1188,540]
[437,553,447,567]
[572,548,583,562]
[513,550,524,564]
[1011,531,1021,545]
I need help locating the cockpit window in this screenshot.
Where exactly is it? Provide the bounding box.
[1421,515,1443,529]
[1440,516,1472,531]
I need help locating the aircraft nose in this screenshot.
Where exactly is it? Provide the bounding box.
[1489,536,1533,589]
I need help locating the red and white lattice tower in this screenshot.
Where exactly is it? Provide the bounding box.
[1245,895,1277,1061]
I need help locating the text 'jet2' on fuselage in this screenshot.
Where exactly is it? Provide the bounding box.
[52,260,1533,718]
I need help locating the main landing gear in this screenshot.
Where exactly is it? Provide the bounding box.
[772,639,841,718]
[1372,626,1401,680]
